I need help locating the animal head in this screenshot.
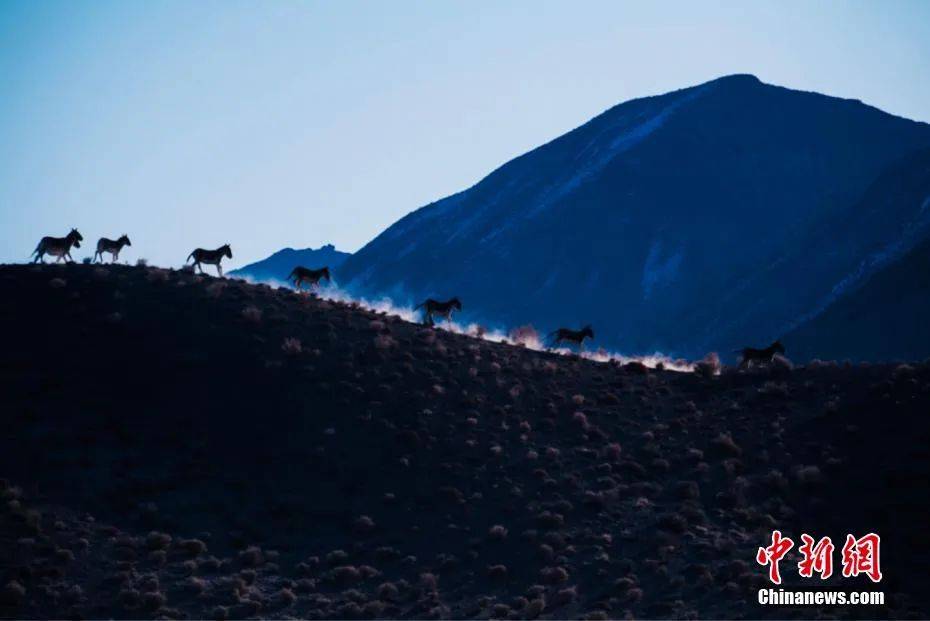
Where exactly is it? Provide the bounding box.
[450,297,462,310]
[119,234,131,246]
[321,267,331,281]
[222,244,232,258]
[69,228,83,247]
[772,340,785,354]
[581,325,594,339]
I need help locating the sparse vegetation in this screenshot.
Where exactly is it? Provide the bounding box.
[0,263,927,619]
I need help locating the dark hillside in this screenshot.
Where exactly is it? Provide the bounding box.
[0,263,928,619]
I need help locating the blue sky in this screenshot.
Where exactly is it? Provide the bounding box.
[2,0,929,268]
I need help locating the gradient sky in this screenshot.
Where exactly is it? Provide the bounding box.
[2,0,929,268]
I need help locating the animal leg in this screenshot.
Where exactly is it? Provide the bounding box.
[112,252,119,263]
[217,264,223,278]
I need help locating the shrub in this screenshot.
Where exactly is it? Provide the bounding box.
[509,325,540,347]
[488,525,508,540]
[136,258,148,267]
[487,564,508,580]
[694,352,721,378]
[238,546,264,567]
[541,566,569,584]
[241,305,262,323]
[419,572,438,592]
[281,337,302,356]
[206,281,226,298]
[145,531,171,550]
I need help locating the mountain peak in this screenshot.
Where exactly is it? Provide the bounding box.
[711,73,762,85]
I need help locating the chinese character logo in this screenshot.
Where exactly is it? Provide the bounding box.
[758,531,881,584]
[798,534,834,579]
[756,530,794,584]
[841,533,882,583]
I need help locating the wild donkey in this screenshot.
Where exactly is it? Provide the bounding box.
[548,325,595,351]
[736,340,785,369]
[94,235,131,263]
[288,266,331,291]
[186,244,232,277]
[415,297,462,326]
[32,229,83,263]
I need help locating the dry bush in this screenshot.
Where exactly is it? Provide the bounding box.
[146,269,169,283]
[49,277,66,289]
[694,352,721,378]
[241,305,262,323]
[136,258,148,267]
[281,337,302,356]
[487,564,508,580]
[374,334,397,350]
[206,281,226,298]
[509,324,539,347]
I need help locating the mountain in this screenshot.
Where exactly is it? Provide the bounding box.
[2,262,929,618]
[337,75,930,359]
[230,244,350,283]
[785,212,930,362]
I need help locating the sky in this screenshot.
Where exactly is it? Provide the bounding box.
[2,1,929,269]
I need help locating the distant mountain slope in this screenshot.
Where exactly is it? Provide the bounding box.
[230,244,350,283]
[337,74,930,358]
[785,226,930,362]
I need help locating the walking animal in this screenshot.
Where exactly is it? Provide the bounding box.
[186,244,232,277]
[32,229,83,263]
[548,325,595,351]
[94,235,131,263]
[288,266,331,291]
[736,340,785,369]
[415,297,462,326]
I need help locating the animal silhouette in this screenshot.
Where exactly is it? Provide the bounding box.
[288,266,331,291]
[415,297,462,326]
[32,229,83,264]
[736,340,786,369]
[187,244,232,277]
[548,325,595,351]
[94,235,131,263]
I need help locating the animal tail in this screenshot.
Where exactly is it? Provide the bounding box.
[287,268,297,281]
[413,302,424,311]
[30,242,41,257]
[186,251,195,263]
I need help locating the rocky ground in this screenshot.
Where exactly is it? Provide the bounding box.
[0,263,928,620]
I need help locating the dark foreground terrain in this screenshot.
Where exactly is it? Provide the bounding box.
[1,263,928,620]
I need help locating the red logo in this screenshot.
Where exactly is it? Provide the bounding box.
[841,533,882,583]
[756,530,794,585]
[757,532,881,584]
[798,534,834,579]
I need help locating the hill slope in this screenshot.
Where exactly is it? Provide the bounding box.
[0,263,928,619]
[337,75,930,359]
[785,230,930,362]
[230,244,350,283]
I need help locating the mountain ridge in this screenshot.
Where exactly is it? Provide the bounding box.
[230,244,350,283]
[336,74,930,359]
